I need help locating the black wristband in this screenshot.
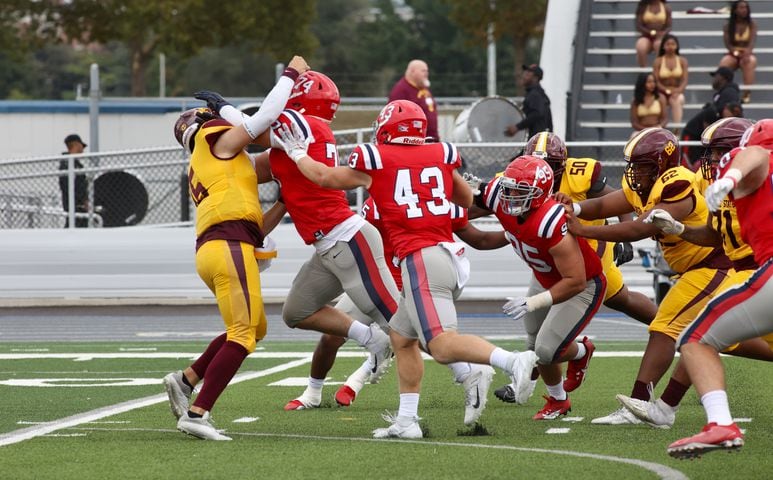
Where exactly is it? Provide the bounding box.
[283,67,300,81]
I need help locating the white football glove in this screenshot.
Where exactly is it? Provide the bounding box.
[704,177,735,212]
[643,208,684,235]
[462,172,483,195]
[503,296,528,321]
[273,122,310,163]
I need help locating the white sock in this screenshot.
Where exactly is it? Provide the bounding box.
[546,381,567,401]
[573,342,587,360]
[448,362,473,382]
[347,321,372,347]
[344,359,371,393]
[701,390,733,426]
[397,393,420,420]
[489,347,512,372]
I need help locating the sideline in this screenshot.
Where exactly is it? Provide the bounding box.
[0,357,311,447]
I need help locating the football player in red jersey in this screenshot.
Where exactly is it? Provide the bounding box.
[471,156,607,419]
[273,99,539,437]
[201,72,398,411]
[163,55,309,440]
[294,197,497,427]
[666,120,773,459]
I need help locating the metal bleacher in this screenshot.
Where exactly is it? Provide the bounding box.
[573,0,773,141]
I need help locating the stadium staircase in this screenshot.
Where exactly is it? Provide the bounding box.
[570,0,773,141]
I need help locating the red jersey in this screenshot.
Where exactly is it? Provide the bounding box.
[724,148,773,264]
[482,177,603,288]
[348,142,461,260]
[362,196,468,290]
[270,110,355,244]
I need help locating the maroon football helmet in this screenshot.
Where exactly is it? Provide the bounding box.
[699,117,754,181]
[174,107,214,154]
[498,155,554,216]
[524,131,567,187]
[624,127,680,196]
[374,100,428,145]
[285,71,340,121]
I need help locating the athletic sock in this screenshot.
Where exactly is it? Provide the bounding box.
[631,380,651,401]
[572,342,587,360]
[397,393,420,420]
[661,378,689,408]
[489,347,513,372]
[191,333,228,379]
[347,321,372,347]
[192,341,248,412]
[702,390,733,426]
[448,362,473,383]
[546,382,567,401]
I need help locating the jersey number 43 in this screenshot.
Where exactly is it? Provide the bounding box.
[393,167,450,218]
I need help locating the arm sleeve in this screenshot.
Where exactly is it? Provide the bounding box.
[219,105,249,126]
[242,73,296,139]
[587,162,607,194]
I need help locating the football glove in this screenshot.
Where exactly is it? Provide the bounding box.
[643,209,684,235]
[273,122,310,163]
[194,90,231,114]
[704,177,735,212]
[613,241,634,266]
[462,172,483,195]
[503,296,528,321]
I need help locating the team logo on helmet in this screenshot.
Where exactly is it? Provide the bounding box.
[498,155,554,216]
[374,100,428,145]
[664,140,676,156]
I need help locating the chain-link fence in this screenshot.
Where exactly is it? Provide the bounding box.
[0,134,701,229]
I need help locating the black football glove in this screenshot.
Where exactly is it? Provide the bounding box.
[613,241,634,266]
[194,90,231,113]
[194,109,218,126]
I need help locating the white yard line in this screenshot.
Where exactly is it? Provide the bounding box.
[71,428,689,480]
[0,357,311,447]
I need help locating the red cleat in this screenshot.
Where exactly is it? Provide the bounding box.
[667,423,744,459]
[563,336,595,392]
[533,395,571,420]
[283,397,320,411]
[335,385,357,407]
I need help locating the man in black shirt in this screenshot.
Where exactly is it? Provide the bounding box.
[505,64,553,138]
[59,134,89,227]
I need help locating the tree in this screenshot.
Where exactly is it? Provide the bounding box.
[47,0,317,96]
[444,0,547,95]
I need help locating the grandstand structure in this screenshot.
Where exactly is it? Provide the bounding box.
[569,0,773,141]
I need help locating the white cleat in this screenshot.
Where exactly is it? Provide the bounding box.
[461,365,495,426]
[366,325,393,384]
[163,371,192,420]
[591,406,643,425]
[506,350,539,405]
[372,412,423,439]
[616,394,676,429]
[177,411,232,441]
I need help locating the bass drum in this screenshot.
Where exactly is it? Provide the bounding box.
[452,96,527,143]
[94,170,149,227]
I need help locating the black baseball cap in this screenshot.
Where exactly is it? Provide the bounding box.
[64,134,87,147]
[522,64,544,80]
[710,66,734,81]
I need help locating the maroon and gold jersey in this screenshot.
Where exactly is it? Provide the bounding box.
[188,119,263,245]
[724,149,773,264]
[348,142,460,260]
[623,166,719,274]
[269,110,355,244]
[482,177,602,288]
[694,170,755,267]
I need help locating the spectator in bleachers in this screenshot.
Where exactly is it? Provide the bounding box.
[652,34,688,131]
[635,0,672,67]
[722,101,744,118]
[630,73,667,134]
[680,67,740,169]
[718,0,757,104]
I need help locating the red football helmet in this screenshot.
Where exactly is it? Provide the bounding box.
[285,71,340,121]
[699,117,754,181]
[498,155,554,216]
[740,118,773,149]
[373,100,428,145]
[174,107,213,154]
[623,127,680,196]
[524,131,567,184]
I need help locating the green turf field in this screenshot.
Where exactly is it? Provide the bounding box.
[0,340,769,479]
